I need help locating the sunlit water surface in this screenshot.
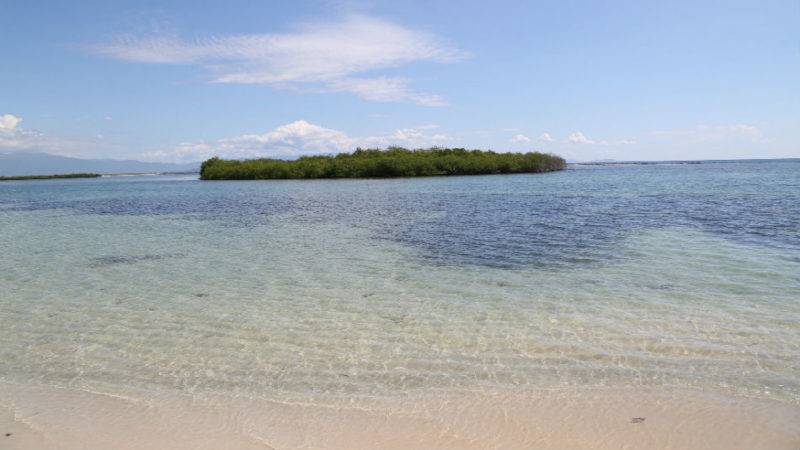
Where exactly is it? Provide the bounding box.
[1,160,799,405]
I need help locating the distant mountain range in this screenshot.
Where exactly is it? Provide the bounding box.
[0,152,199,176]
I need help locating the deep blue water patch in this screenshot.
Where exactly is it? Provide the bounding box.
[1,161,798,268]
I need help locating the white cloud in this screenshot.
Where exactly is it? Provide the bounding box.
[537,132,554,142]
[221,120,354,158]
[651,124,763,143]
[510,134,531,143]
[566,131,598,145]
[87,15,466,106]
[142,120,452,162]
[565,131,635,146]
[0,114,22,132]
[0,113,109,156]
[0,113,42,149]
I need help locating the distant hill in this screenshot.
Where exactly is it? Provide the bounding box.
[0,152,199,176]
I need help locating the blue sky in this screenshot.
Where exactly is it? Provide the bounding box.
[1,0,797,162]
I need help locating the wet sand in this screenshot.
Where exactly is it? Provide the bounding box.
[1,382,798,450]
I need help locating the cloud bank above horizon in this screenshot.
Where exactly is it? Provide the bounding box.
[1,111,775,163]
[142,120,451,162]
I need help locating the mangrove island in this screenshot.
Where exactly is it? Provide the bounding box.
[0,173,101,181]
[200,147,566,180]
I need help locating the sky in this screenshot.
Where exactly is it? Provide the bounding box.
[0,0,798,162]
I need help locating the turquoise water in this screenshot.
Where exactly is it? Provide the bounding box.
[1,160,799,404]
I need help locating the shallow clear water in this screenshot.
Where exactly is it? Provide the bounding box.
[1,160,799,404]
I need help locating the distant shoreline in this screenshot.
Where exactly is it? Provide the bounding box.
[571,157,800,166]
[0,172,200,181]
[100,171,199,177]
[0,173,101,181]
[200,148,567,180]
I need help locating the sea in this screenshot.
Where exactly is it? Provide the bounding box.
[1,159,798,408]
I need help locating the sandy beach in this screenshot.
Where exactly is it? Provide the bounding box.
[2,381,798,450]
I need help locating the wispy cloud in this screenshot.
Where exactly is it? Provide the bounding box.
[142,120,452,162]
[566,131,636,146]
[86,15,466,106]
[651,124,763,143]
[327,77,447,106]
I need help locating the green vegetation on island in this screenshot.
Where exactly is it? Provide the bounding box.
[200,148,566,180]
[0,173,102,181]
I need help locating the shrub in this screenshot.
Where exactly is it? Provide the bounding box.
[200,148,566,180]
